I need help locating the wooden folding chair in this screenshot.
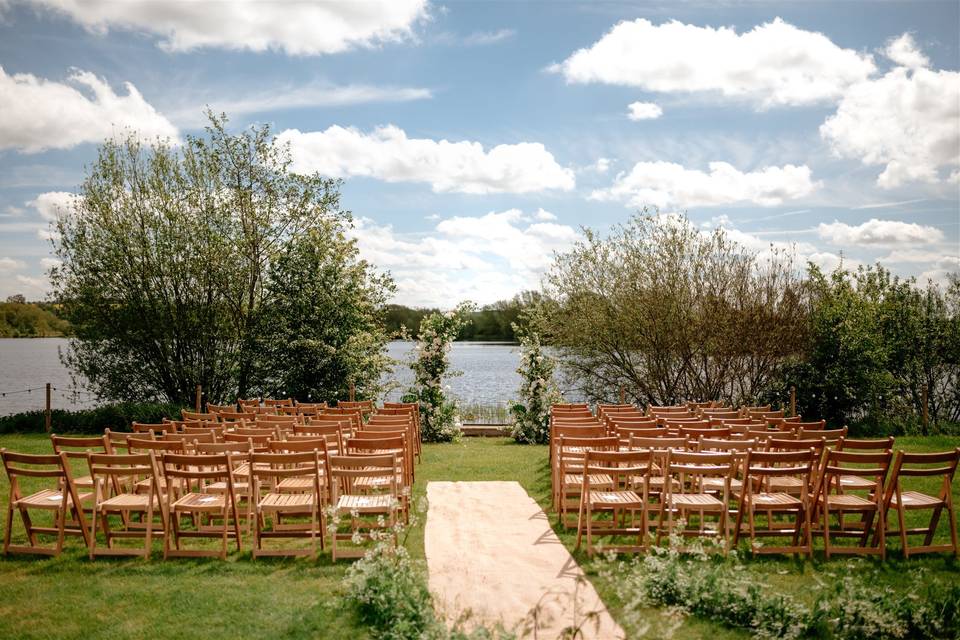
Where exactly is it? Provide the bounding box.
[815,449,893,559]
[268,438,331,505]
[250,451,325,557]
[159,453,241,559]
[575,448,653,556]
[87,451,164,559]
[880,449,959,558]
[181,410,217,422]
[555,435,619,528]
[346,435,411,522]
[1,449,91,556]
[734,448,817,557]
[797,426,848,445]
[328,454,400,561]
[194,441,256,536]
[656,450,736,554]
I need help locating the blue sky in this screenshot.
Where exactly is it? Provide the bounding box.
[0,0,957,307]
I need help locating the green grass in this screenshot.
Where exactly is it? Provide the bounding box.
[0,434,957,639]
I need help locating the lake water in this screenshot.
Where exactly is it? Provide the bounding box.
[0,338,524,416]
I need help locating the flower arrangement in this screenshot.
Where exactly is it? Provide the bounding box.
[509,326,562,444]
[405,302,474,443]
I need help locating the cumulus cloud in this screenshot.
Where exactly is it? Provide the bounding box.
[817,218,945,247]
[28,191,77,221]
[21,0,428,55]
[0,66,178,153]
[819,37,959,188]
[349,209,579,307]
[551,17,875,108]
[277,125,575,194]
[0,257,26,272]
[591,160,820,208]
[885,33,930,70]
[627,101,663,120]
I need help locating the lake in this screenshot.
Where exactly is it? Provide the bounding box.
[0,338,524,416]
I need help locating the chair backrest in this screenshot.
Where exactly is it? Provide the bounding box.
[767,437,825,453]
[249,451,323,494]
[268,437,329,457]
[256,414,298,424]
[742,449,818,496]
[836,436,895,452]
[582,448,654,486]
[181,410,217,422]
[0,449,84,515]
[328,453,398,497]
[104,428,137,453]
[616,426,668,443]
[181,426,222,441]
[160,452,234,484]
[217,411,255,423]
[628,435,689,451]
[51,434,110,461]
[886,448,960,483]
[206,402,237,415]
[551,425,606,440]
[223,432,272,447]
[339,400,375,414]
[740,404,771,415]
[552,403,589,411]
[237,398,261,409]
[818,449,893,498]
[87,452,158,495]
[750,409,785,420]
[699,410,740,420]
[664,450,736,484]
[687,401,716,410]
[131,422,167,435]
[194,441,253,455]
[797,426,848,443]
[323,407,363,431]
[264,398,294,408]
[678,426,731,439]
[697,437,757,453]
[126,437,186,454]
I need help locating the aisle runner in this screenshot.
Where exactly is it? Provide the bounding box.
[425,481,624,639]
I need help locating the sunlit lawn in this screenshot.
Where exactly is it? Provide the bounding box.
[0,434,957,639]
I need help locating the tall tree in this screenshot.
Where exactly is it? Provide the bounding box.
[50,112,393,404]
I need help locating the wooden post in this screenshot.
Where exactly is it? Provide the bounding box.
[921,384,929,431]
[195,384,202,413]
[619,385,626,404]
[789,386,796,418]
[44,383,51,433]
[349,382,356,402]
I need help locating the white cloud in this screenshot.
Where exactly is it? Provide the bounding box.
[22,0,428,55]
[533,208,557,221]
[591,160,820,208]
[463,28,515,46]
[349,210,579,306]
[594,158,612,173]
[885,33,929,70]
[817,218,945,247]
[168,83,432,128]
[627,101,663,120]
[918,255,960,288]
[277,125,575,194]
[0,257,27,272]
[879,249,957,264]
[820,37,959,188]
[551,17,875,108]
[39,257,61,271]
[28,191,76,221]
[0,66,178,153]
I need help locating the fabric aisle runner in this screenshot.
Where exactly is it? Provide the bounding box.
[424,480,624,639]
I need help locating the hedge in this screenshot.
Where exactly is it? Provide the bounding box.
[0,402,185,435]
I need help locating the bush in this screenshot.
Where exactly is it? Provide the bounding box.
[0,402,184,434]
[602,542,960,640]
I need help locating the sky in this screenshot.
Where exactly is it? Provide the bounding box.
[0,0,957,308]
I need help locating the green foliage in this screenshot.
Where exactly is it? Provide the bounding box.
[346,540,515,640]
[0,402,183,434]
[0,301,71,337]
[385,292,539,342]
[254,225,395,403]
[50,112,393,406]
[605,544,960,640]
[536,211,807,407]
[786,266,960,433]
[509,326,562,444]
[406,303,475,442]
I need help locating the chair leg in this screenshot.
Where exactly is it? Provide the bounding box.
[896,504,909,557]
[4,504,13,554]
[89,507,99,559]
[923,505,944,548]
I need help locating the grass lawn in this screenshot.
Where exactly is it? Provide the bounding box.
[0,433,957,639]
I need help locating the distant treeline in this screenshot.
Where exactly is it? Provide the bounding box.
[385,292,540,341]
[0,298,72,337]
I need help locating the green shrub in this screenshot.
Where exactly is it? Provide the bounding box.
[0,402,184,434]
[603,543,960,640]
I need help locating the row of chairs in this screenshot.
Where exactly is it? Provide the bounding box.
[549,404,959,560]
[2,401,423,562]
